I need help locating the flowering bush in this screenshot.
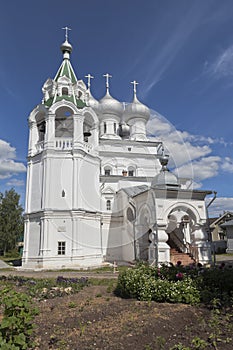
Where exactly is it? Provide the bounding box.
[115,264,200,304]
[115,262,233,306]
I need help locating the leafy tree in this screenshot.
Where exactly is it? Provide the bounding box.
[0,188,24,255]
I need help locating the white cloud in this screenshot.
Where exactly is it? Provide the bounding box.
[0,139,16,160]
[175,156,221,182]
[0,139,26,179]
[207,197,233,217]
[6,178,25,187]
[205,45,233,80]
[221,157,233,173]
[146,111,233,188]
[147,112,213,169]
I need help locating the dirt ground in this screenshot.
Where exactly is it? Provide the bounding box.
[1,256,233,350]
[29,282,232,350]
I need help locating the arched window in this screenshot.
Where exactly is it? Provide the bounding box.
[128,166,135,176]
[62,87,69,95]
[106,200,111,211]
[104,166,111,176]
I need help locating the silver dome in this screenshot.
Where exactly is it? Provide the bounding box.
[60,40,73,54]
[151,169,180,189]
[99,91,123,118]
[87,92,99,112]
[123,96,150,123]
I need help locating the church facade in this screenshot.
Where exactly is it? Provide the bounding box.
[22,35,212,269]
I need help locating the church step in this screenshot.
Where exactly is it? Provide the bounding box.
[170,248,195,266]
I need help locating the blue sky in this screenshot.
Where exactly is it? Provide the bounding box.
[1,0,233,216]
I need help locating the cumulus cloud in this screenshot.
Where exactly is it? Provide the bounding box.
[221,157,233,173]
[175,156,221,182]
[0,140,26,179]
[147,111,233,189]
[147,112,212,169]
[207,197,233,217]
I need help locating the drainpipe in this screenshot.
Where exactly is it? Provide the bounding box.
[207,191,217,208]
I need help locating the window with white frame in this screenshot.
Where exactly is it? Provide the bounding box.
[58,241,66,255]
[106,200,111,211]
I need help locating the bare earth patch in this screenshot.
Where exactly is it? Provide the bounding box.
[31,283,232,350]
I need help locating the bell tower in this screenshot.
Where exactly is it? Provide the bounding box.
[22,30,102,269]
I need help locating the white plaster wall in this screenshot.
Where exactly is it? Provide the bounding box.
[78,157,100,211]
[27,220,40,257]
[30,162,42,212]
[49,157,73,209]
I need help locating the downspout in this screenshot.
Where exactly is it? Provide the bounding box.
[151,190,159,266]
[207,191,217,209]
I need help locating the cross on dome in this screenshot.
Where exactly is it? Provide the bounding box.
[131,80,139,98]
[85,74,94,90]
[103,73,112,93]
[62,26,71,41]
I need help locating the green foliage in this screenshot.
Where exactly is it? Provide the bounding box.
[115,264,200,304]
[115,263,233,306]
[191,336,208,349]
[0,288,38,349]
[0,189,24,255]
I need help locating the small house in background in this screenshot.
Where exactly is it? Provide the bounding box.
[209,211,233,253]
[220,219,233,253]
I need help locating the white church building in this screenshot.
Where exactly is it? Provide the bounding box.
[22,33,213,269]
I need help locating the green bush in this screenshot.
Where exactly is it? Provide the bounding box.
[115,263,233,306]
[115,265,200,304]
[0,288,38,349]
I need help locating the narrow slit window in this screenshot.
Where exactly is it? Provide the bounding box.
[106,200,111,211]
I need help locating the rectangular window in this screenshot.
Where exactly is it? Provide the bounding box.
[58,241,66,255]
[128,170,134,176]
[105,169,111,176]
[104,122,107,133]
[114,122,117,134]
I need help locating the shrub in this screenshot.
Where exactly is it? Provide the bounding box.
[115,265,200,304]
[0,288,38,349]
[115,262,233,306]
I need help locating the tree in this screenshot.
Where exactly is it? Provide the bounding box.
[0,188,24,255]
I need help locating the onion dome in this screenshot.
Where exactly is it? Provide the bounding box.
[60,39,73,55]
[123,95,150,123]
[88,92,100,113]
[119,122,130,138]
[99,91,123,118]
